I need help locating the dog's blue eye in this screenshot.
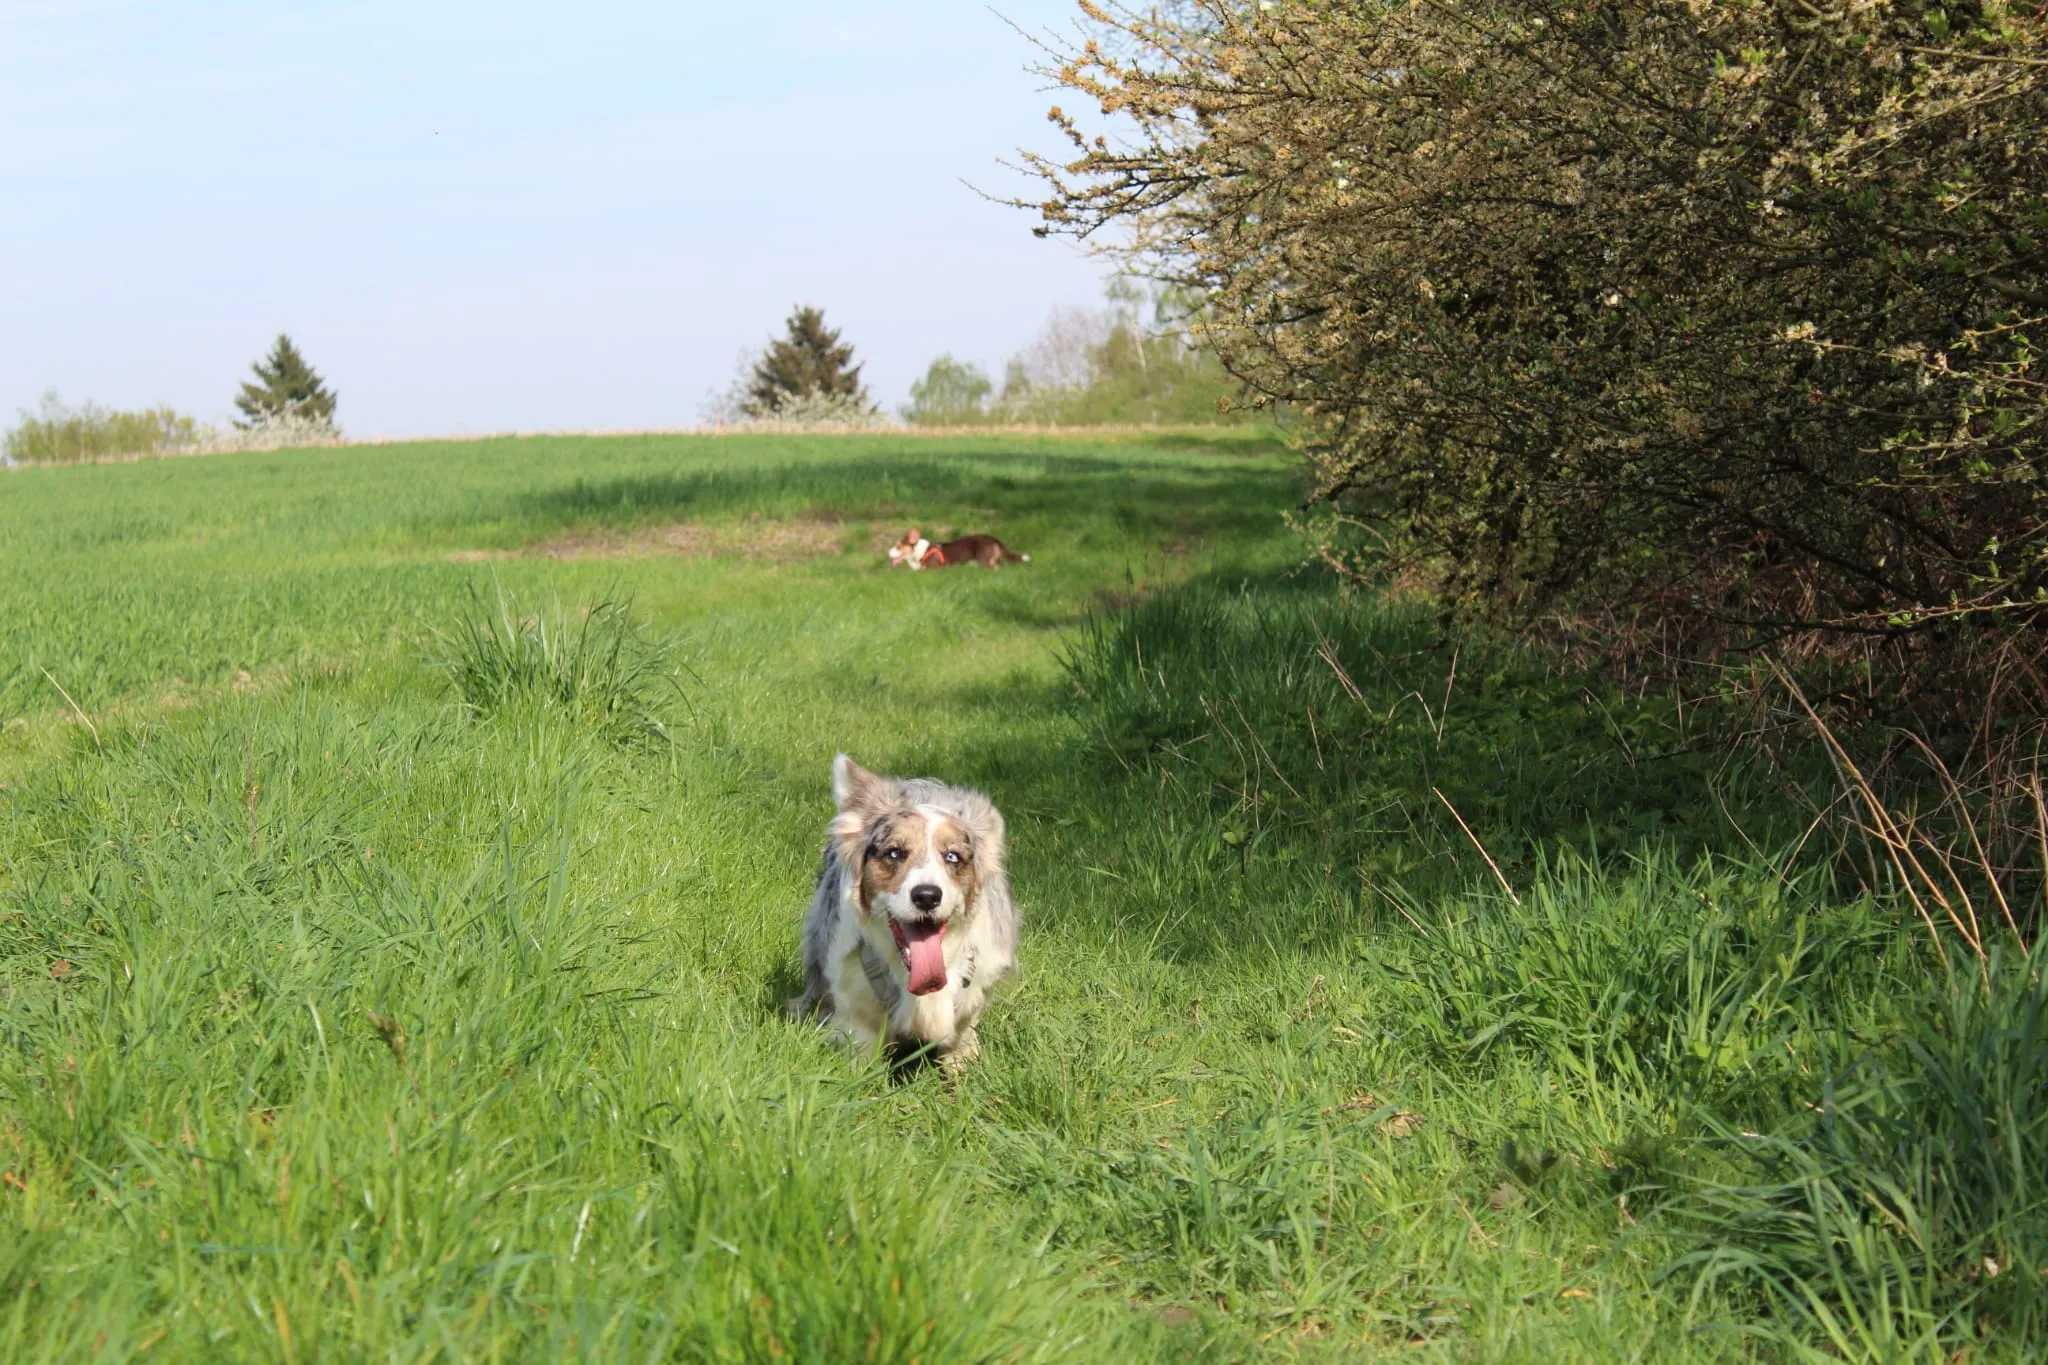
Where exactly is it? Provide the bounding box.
[885,848,905,861]
[943,850,962,865]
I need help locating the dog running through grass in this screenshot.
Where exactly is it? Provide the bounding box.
[787,755,1019,1071]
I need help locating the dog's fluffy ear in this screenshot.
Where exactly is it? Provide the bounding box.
[953,792,1006,872]
[832,754,890,816]
[830,755,893,875]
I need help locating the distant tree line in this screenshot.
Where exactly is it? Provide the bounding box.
[3,334,340,466]
[1,395,201,468]
[10,298,1256,468]
[703,292,1256,432]
[903,281,1250,427]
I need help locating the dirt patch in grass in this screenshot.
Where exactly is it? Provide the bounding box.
[451,516,846,564]
[445,510,1030,568]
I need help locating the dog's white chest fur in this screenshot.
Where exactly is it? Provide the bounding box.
[820,891,1003,1050]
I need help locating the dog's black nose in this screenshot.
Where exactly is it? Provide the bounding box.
[909,883,943,912]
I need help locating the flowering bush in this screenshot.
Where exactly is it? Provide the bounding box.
[184,402,344,454]
[1029,1,2048,725]
[720,389,894,434]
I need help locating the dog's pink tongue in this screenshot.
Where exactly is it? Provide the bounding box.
[894,920,947,996]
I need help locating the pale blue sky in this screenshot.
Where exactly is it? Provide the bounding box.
[0,2,1106,437]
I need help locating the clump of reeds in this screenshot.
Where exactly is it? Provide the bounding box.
[435,584,683,748]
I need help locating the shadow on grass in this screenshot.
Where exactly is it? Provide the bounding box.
[759,932,968,1086]
[762,954,808,1016]
[1110,428,1292,458]
[893,568,1824,965]
[516,453,1301,543]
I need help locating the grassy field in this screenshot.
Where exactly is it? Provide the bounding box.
[2,432,2040,1361]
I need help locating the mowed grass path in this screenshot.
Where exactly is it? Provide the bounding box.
[0,433,1978,1361]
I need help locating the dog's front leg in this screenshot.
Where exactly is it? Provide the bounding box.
[939,1026,980,1078]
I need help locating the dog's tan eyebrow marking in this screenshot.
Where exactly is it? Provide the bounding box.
[857,810,928,904]
[866,821,903,858]
[932,816,972,863]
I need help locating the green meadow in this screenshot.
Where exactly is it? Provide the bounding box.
[2,434,2041,1361]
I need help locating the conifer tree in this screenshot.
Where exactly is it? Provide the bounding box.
[744,307,869,416]
[234,334,337,427]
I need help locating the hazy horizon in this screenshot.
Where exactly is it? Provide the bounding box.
[1,2,1107,439]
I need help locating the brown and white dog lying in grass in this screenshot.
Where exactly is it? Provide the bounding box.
[788,755,1019,1071]
[887,526,1030,570]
